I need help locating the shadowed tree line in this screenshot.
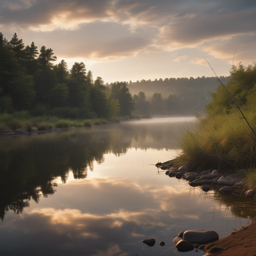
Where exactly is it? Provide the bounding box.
[0,33,136,119]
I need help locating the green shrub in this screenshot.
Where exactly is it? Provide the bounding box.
[83,121,92,127]
[55,120,71,128]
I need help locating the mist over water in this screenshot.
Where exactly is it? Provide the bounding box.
[0,117,254,256]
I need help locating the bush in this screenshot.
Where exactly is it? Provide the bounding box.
[31,104,49,116]
[83,121,92,127]
[50,107,80,119]
[55,120,71,128]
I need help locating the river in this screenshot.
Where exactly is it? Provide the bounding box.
[0,117,255,256]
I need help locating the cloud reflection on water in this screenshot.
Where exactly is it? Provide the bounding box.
[0,176,248,256]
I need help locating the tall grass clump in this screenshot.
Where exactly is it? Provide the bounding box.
[174,63,256,172]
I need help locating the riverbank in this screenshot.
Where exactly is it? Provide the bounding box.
[205,221,256,255]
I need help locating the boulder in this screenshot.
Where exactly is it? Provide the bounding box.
[189,179,212,186]
[217,175,237,185]
[219,186,234,193]
[178,166,189,172]
[246,189,255,198]
[183,172,198,181]
[183,229,219,244]
[176,240,194,252]
[169,171,177,177]
[198,173,221,180]
[165,170,170,175]
[212,169,218,174]
[201,169,212,175]
[175,172,183,179]
[178,231,184,238]
[142,239,155,247]
[173,236,183,244]
[202,185,211,192]
[234,181,243,187]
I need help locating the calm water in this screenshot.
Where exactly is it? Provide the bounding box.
[0,117,255,256]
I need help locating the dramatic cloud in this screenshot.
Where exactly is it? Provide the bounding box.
[0,0,255,79]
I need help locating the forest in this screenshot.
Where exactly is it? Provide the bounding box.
[0,33,132,120]
[0,32,230,127]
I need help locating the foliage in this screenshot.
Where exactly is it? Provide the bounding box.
[175,63,256,172]
[110,82,134,116]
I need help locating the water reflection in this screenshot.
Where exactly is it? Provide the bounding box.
[0,118,255,256]
[0,119,193,220]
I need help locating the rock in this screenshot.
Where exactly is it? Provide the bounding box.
[168,171,177,177]
[234,181,243,187]
[175,172,183,179]
[161,166,169,170]
[176,240,194,252]
[183,172,198,181]
[189,179,212,186]
[246,189,255,198]
[142,239,155,247]
[217,175,237,185]
[202,185,211,192]
[199,245,206,251]
[178,231,184,238]
[219,186,234,193]
[159,241,165,246]
[165,170,170,175]
[178,166,189,172]
[198,173,222,180]
[212,169,218,174]
[183,229,219,244]
[173,236,183,244]
[193,243,199,248]
[201,169,212,175]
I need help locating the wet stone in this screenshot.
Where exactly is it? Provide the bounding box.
[142,239,155,247]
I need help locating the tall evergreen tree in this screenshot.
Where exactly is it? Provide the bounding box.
[9,33,25,63]
[110,82,134,116]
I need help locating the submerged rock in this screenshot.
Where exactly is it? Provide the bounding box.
[202,184,211,192]
[176,240,194,252]
[159,241,165,246]
[219,186,234,193]
[246,190,255,198]
[142,239,155,247]
[183,229,219,244]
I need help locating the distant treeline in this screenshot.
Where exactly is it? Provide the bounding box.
[123,76,230,115]
[0,33,135,119]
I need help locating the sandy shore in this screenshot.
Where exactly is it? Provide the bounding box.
[205,221,256,255]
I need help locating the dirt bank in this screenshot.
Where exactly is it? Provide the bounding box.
[205,221,256,256]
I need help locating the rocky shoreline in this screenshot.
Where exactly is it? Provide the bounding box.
[157,160,256,199]
[155,160,256,254]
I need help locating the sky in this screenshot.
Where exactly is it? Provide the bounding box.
[0,0,256,83]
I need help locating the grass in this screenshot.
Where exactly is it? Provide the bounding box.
[0,111,117,131]
[173,109,256,174]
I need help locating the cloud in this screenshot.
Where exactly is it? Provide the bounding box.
[1,0,256,64]
[173,55,187,62]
